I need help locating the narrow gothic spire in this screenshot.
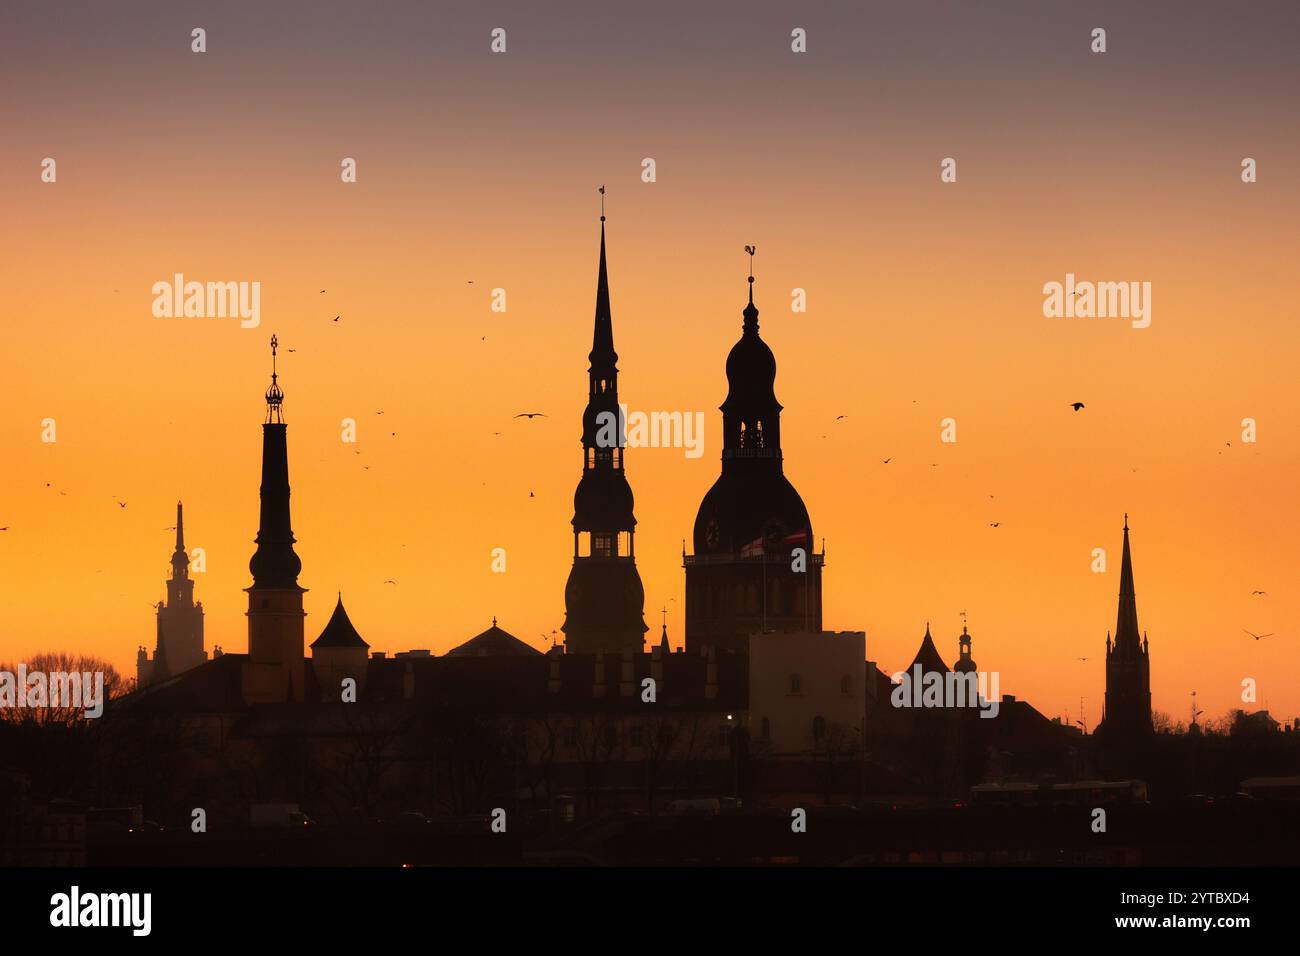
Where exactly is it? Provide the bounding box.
[590,198,616,369]
[1114,515,1140,651]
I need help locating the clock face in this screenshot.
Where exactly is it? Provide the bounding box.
[704,519,720,550]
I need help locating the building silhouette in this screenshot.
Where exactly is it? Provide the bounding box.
[241,335,308,704]
[1098,515,1153,737]
[562,211,648,654]
[137,501,205,686]
[684,262,823,653]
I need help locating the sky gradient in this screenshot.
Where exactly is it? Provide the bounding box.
[2,1,1299,726]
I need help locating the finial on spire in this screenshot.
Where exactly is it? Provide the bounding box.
[1123,512,1129,532]
[598,184,606,222]
[744,244,756,302]
[265,333,285,422]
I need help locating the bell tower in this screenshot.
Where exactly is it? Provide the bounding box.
[243,334,307,703]
[684,248,823,654]
[561,192,648,654]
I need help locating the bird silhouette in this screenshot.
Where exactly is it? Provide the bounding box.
[383,579,397,585]
[1250,590,1267,596]
[1077,657,1088,662]
[1244,629,1274,641]
[989,522,1001,528]
[333,316,340,322]
[116,501,127,508]
[515,412,547,419]
[835,415,847,421]
[529,491,535,498]
[882,458,891,464]
[1070,402,1085,411]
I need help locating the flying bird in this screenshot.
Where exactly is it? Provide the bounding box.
[515,412,547,419]
[529,491,535,498]
[116,501,127,508]
[835,415,847,421]
[1250,590,1267,596]
[1077,657,1088,662]
[333,315,340,322]
[1243,629,1274,641]
[1070,402,1085,411]
[383,579,397,585]
[989,522,1000,528]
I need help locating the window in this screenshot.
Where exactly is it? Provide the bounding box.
[812,715,826,741]
[593,533,614,558]
[789,674,802,694]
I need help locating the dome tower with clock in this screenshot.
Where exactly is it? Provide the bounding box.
[561,199,648,655]
[684,250,823,654]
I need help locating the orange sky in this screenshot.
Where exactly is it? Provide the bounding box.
[2,1,1298,725]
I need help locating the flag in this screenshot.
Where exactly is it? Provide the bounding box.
[739,536,764,558]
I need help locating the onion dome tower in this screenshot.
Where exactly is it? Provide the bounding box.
[954,623,977,674]
[561,193,648,654]
[243,334,308,704]
[684,247,823,653]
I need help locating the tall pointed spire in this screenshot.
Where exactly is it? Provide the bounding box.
[245,334,307,704]
[249,334,302,589]
[1101,514,1153,737]
[589,186,616,369]
[170,500,189,580]
[563,191,647,655]
[1114,514,1140,652]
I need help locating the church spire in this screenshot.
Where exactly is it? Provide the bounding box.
[1114,514,1140,652]
[589,185,616,370]
[563,192,647,655]
[249,334,302,589]
[244,334,307,704]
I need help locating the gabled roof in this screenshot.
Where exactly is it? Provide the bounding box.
[311,596,368,649]
[445,619,541,658]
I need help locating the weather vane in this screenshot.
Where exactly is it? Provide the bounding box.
[744,244,756,282]
[599,184,605,221]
